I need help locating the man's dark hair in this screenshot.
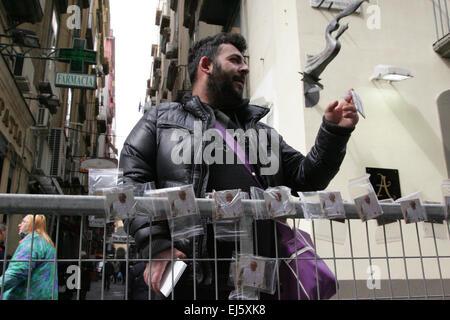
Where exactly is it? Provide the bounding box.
[188,32,247,85]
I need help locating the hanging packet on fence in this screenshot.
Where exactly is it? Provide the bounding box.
[297,191,348,244]
[228,254,278,295]
[348,174,383,222]
[213,189,249,241]
[396,191,428,224]
[133,182,157,217]
[166,185,204,240]
[214,189,243,220]
[250,187,269,220]
[263,186,296,219]
[88,168,124,226]
[143,187,171,221]
[88,168,123,195]
[298,191,346,220]
[104,186,137,222]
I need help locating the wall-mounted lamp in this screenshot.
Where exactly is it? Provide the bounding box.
[370,65,413,82]
[10,28,40,48]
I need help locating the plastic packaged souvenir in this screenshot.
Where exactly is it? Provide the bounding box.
[263,186,296,219]
[104,186,137,221]
[396,191,428,224]
[348,174,383,222]
[166,185,204,240]
[212,189,248,241]
[229,255,278,295]
[250,187,269,220]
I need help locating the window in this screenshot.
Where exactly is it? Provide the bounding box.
[6,163,14,194]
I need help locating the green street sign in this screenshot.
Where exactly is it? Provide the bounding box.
[55,72,97,90]
[57,38,97,73]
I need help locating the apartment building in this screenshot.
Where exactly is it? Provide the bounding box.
[0,0,116,259]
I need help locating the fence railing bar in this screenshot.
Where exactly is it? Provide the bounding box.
[51,215,60,300]
[76,216,84,300]
[0,215,11,299]
[213,221,219,300]
[329,220,340,300]
[172,227,176,300]
[364,221,376,300]
[0,194,449,301]
[125,220,131,301]
[311,220,321,300]
[273,221,281,300]
[292,218,302,300]
[100,219,107,300]
[192,235,196,300]
[0,195,447,220]
[381,222,394,299]
[347,220,358,299]
[398,220,412,299]
[25,215,36,300]
[415,222,430,299]
[8,254,450,263]
[354,294,450,300]
[430,222,446,300]
[148,217,153,301]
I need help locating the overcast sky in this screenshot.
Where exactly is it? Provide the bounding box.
[109,0,159,158]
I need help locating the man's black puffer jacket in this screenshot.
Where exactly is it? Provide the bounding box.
[119,95,354,286]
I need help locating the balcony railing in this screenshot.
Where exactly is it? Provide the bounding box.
[432,0,450,57]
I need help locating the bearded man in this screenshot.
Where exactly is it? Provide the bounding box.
[120,32,359,300]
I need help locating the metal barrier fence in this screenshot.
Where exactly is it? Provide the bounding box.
[432,0,450,41]
[0,194,449,300]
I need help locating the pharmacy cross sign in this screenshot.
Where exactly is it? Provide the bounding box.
[57,38,97,73]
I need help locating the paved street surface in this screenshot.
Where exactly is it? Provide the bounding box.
[86,278,127,300]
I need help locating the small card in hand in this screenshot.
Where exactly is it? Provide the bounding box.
[351,89,365,119]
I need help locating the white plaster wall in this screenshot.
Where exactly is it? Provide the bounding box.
[245,0,450,283]
[296,0,450,202]
[246,0,306,152]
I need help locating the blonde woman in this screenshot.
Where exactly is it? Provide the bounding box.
[0,215,58,300]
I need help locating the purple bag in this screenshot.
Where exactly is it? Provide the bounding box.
[277,222,337,300]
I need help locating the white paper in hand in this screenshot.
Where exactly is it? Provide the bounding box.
[351,90,366,119]
[160,260,187,297]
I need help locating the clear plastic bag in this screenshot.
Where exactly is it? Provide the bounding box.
[264,186,296,219]
[250,187,269,220]
[166,185,204,240]
[134,182,157,217]
[442,179,450,220]
[318,191,346,219]
[88,168,123,227]
[143,188,173,221]
[298,192,322,219]
[88,168,123,195]
[229,254,278,295]
[348,174,383,222]
[298,191,345,220]
[214,189,243,220]
[213,189,249,241]
[396,191,428,224]
[104,186,137,222]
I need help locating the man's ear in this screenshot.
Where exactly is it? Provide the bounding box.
[199,56,212,76]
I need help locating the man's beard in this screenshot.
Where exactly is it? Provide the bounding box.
[206,61,244,108]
